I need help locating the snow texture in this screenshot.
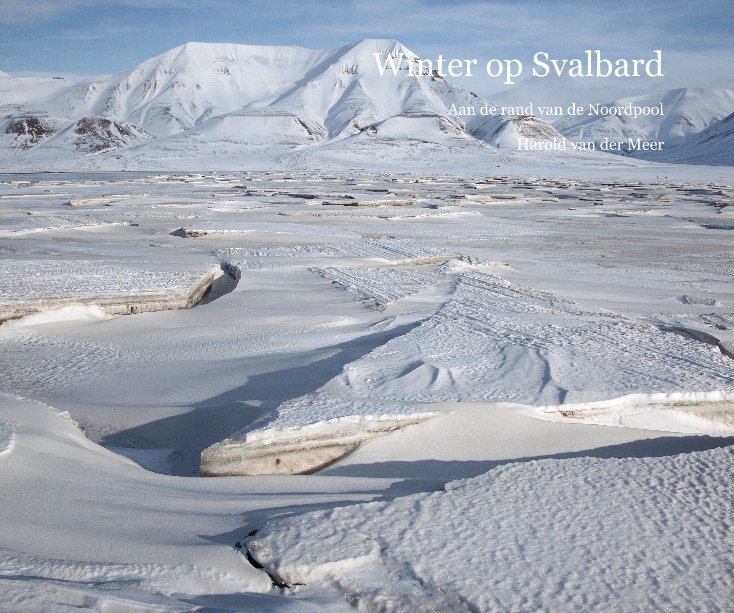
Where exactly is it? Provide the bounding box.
[0,328,142,395]
[219,238,459,266]
[308,266,446,307]
[0,215,123,236]
[248,446,734,611]
[0,393,381,611]
[0,260,205,301]
[251,270,734,433]
[1,170,733,610]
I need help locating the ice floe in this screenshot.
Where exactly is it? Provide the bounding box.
[248,445,734,610]
[0,260,219,322]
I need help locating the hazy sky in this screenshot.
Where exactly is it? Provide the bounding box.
[1,0,732,97]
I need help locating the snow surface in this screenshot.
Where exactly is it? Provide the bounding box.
[0,393,395,611]
[213,267,733,474]
[0,170,733,609]
[0,258,218,322]
[0,215,124,236]
[542,392,734,434]
[0,259,206,301]
[308,266,446,307]
[248,445,734,611]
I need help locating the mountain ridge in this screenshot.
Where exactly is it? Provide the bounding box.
[0,39,576,170]
[556,87,734,149]
[5,40,728,169]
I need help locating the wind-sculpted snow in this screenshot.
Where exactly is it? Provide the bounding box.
[280,207,484,222]
[0,329,140,395]
[174,219,352,240]
[259,271,734,432]
[219,238,460,273]
[0,215,123,236]
[2,171,734,608]
[221,238,457,262]
[0,260,205,301]
[200,412,437,477]
[203,266,734,475]
[0,259,218,323]
[308,266,445,306]
[0,393,399,610]
[0,547,265,612]
[247,445,734,611]
[543,392,734,434]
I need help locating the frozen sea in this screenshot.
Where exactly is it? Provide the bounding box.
[0,168,732,611]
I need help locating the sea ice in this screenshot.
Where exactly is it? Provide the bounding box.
[248,446,734,611]
[202,266,734,474]
[0,259,219,322]
[1,171,732,611]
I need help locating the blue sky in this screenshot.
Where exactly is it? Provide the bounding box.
[1,0,732,95]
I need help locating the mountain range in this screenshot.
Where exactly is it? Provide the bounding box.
[0,40,563,170]
[1,40,732,170]
[556,88,734,165]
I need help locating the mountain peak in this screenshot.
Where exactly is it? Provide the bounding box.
[0,39,571,169]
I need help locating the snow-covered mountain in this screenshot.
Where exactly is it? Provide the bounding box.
[489,72,654,116]
[638,111,734,165]
[557,88,734,152]
[0,40,568,170]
